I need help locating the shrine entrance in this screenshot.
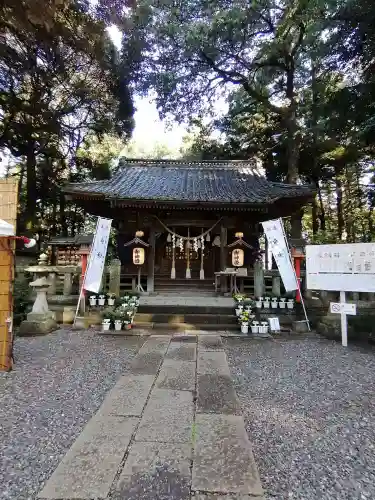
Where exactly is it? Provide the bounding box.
[155,228,219,280]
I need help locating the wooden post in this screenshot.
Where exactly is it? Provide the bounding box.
[220,224,227,293]
[147,227,156,293]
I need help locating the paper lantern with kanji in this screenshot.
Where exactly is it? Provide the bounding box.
[232,248,244,267]
[133,247,145,266]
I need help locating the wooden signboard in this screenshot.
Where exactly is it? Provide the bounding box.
[0,179,18,371]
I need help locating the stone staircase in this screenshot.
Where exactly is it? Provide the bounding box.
[154,276,216,296]
[134,292,303,332]
[134,302,237,331]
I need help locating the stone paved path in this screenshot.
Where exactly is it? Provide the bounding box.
[38,335,264,500]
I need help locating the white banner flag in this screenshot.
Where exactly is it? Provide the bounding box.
[261,218,298,292]
[84,217,112,293]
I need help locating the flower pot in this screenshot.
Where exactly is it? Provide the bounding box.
[255,301,262,308]
[102,322,110,331]
[89,296,97,306]
[271,301,278,309]
[241,324,249,334]
[98,295,106,306]
[114,321,122,331]
[235,308,242,317]
[125,324,131,330]
[279,302,286,309]
[259,323,269,334]
[263,300,270,309]
[108,298,115,306]
[251,325,259,333]
[287,300,294,309]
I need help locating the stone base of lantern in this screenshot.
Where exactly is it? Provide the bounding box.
[18,311,57,336]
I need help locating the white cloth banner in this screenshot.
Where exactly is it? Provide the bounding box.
[84,217,112,293]
[261,218,298,292]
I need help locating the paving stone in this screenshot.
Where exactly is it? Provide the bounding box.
[129,351,165,375]
[156,359,196,391]
[129,336,170,375]
[197,374,241,415]
[138,335,171,354]
[136,389,194,443]
[198,335,224,350]
[38,415,138,499]
[113,442,191,500]
[172,334,198,342]
[97,375,155,417]
[192,414,263,496]
[193,495,265,500]
[197,351,231,376]
[165,341,197,361]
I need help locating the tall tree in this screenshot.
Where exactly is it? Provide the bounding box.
[0,0,134,231]
[127,0,336,236]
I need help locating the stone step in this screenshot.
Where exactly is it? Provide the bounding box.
[153,290,217,297]
[134,322,238,331]
[137,304,234,315]
[135,312,238,325]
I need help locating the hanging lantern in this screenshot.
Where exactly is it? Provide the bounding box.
[212,235,221,247]
[167,233,172,243]
[206,232,211,242]
[133,247,145,266]
[232,248,244,267]
[135,230,144,238]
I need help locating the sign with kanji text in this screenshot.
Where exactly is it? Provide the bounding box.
[83,217,112,293]
[133,247,145,266]
[232,248,244,267]
[261,218,298,292]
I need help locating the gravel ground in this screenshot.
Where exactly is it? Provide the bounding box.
[0,329,144,500]
[225,335,375,500]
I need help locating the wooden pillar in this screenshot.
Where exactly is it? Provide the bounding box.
[220,224,227,293]
[147,227,156,293]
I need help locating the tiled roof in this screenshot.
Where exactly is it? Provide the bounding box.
[64,159,313,205]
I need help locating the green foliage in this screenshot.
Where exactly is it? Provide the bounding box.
[0,0,134,234]
[13,273,31,326]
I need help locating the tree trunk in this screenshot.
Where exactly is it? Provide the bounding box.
[311,195,319,235]
[51,197,57,236]
[317,181,326,231]
[59,192,68,236]
[334,169,344,240]
[285,67,302,238]
[26,143,37,230]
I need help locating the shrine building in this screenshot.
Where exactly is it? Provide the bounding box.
[64,158,313,294]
